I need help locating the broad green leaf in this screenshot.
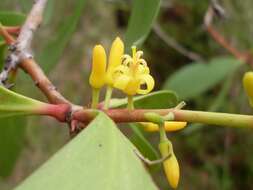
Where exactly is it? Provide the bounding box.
[0,11,26,25]
[110,90,178,109]
[0,86,46,118]
[37,0,87,73]
[15,113,158,190]
[0,117,25,177]
[163,57,241,100]
[125,0,161,49]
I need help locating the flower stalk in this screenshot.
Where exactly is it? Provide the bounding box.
[91,88,100,109]
[127,95,134,110]
[104,86,113,109]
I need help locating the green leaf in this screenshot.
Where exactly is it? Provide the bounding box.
[37,0,87,73]
[0,86,46,118]
[0,11,26,25]
[125,0,161,49]
[110,90,178,109]
[43,0,55,25]
[183,63,240,135]
[0,117,26,177]
[0,42,6,70]
[15,113,158,190]
[163,57,241,100]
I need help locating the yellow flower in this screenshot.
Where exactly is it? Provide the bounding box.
[89,45,107,89]
[243,72,253,107]
[106,37,124,86]
[113,46,155,96]
[140,121,187,132]
[159,140,180,189]
[89,37,124,89]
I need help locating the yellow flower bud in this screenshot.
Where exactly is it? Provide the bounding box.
[89,45,107,89]
[140,121,187,132]
[159,141,180,189]
[106,37,124,86]
[243,72,253,107]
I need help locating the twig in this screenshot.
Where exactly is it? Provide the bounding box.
[204,3,253,66]
[72,108,253,128]
[0,0,85,132]
[0,24,15,44]
[1,0,253,134]
[16,0,47,59]
[20,59,70,105]
[0,0,70,105]
[3,26,20,35]
[153,23,204,62]
[0,0,49,86]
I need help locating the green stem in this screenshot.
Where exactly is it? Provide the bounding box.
[127,95,134,110]
[73,109,253,128]
[159,123,168,143]
[104,86,113,109]
[91,88,100,109]
[174,110,253,128]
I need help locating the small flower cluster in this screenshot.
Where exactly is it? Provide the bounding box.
[89,37,187,189]
[89,37,155,109]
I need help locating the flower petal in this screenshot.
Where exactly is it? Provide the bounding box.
[136,74,155,94]
[106,37,124,86]
[113,75,131,91]
[140,121,187,132]
[89,45,107,89]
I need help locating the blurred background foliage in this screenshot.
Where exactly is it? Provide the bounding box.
[0,0,253,189]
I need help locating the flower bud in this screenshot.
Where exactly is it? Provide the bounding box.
[159,141,180,189]
[89,45,107,89]
[106,37,124,86]
[243,72,253,107]
[140,121,187,132]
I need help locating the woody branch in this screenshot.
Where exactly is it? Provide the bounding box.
[1,0,253,130]
[204,2,253,66]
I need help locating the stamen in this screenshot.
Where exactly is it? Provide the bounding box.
[136,51,143,59]
[131,46,137,58]
[122,57,132,66]
[136,59,147,66]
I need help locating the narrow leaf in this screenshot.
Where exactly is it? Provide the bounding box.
[0,86,46,118]
[37,0,87,73]
[163,57,241,100]
[0,117,26,177]
[125,0,161,49]
[0,11,26,25]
